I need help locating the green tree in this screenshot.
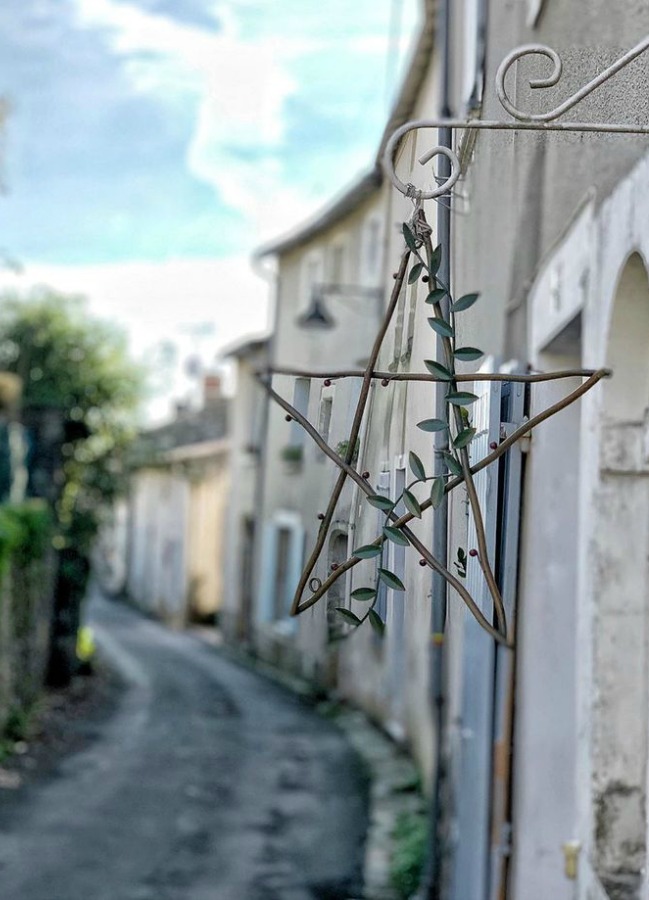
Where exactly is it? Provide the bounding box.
[0,287,144,682]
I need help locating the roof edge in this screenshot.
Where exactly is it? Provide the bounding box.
[253,165,382,260]
[252,0,436,260]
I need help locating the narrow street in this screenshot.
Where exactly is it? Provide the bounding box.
[0,591,369,900]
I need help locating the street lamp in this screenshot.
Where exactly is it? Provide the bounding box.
[296,284,384,330]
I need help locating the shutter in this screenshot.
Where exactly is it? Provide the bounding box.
[489,378,525,900]
[450,368,525,900]
[450,375,501,900]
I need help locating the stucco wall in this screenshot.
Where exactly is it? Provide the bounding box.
[222,344,267,641]
[512,124,649,900]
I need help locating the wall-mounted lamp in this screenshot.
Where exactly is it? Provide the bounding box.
[297,284,383,330]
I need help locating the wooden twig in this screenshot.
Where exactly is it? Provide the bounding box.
[259,197,610,644]
[272,368,608,618]
[286,247,412,616]
[260,367,607,384]
[257,374,512,645]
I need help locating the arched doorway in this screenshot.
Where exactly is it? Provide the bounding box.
[593,252,649,895]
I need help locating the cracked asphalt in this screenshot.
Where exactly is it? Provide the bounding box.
[0,590,369,900]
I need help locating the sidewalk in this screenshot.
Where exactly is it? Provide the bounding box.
[189,626,426,900]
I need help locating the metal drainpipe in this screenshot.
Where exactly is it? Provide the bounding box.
[420,0,452,896]
[250,256,279,643]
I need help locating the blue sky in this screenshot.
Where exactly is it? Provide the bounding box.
[0,0,418,416]
[0,0,418,265]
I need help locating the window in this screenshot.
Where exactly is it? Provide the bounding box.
[259,512,304,625]
[328,241,346,286]
[318,393,333,460]
[290,378,311,447]
[373,469,391,626]
[327,531,349,636]
[300,252,324,311]
[273,526,293,620]
[387,463,407,730]
[362,217,383,284]
[390,467,407,587]
[391,281,408,364]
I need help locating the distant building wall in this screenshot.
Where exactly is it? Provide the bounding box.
[127,468,190,626]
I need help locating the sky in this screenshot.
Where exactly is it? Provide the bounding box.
[0,0,419,419]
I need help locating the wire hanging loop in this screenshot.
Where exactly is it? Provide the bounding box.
[495,36,649,123]
[383,132,461,201]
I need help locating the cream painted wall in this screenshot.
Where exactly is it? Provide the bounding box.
[127,446,229,627]
[222,342,268,641]
[128,468,189,625]
[187,457,229,620]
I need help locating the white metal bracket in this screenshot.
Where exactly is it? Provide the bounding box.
[384,38,649,202]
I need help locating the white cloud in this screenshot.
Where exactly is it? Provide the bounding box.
[70,0,418,241]
[72,0,300,227]
[0,256,270,421]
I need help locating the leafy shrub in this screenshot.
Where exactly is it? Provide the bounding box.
[390,810,428,899]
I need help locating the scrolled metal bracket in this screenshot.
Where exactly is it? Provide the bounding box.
[384,36,649,202]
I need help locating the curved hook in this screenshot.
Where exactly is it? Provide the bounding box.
[383,121,461,200]
[496,36,649,123]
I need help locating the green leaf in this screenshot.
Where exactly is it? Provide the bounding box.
[427,317,454,338]
[403,489,422,518]
[426,288,447,305]
[429,244,442,275]
[408,262,424,284]
[454,346,484,362]
[457,548,467,561]
[336,608,362,626]
[354,544,382,559]
[366,494,394,511]
[351,587,376,602]
[430,476,445,509]
[368,609,385,637]
[402,222,418,252]
[378,568,406,591]
[446,391,479,406]
[383,526,410,546]
[424,360,453,381]
[452,292,479,313]
[409,451,426,481]
[417,418,448,433]
[453,427,477,449]
[440,451,463,476]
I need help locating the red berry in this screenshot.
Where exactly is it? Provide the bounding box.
[469,549,478,557]
[285,414,292,421]
[331,563,339,571]
[422,275,430,283]
[392,272,398,279]
[317,513,325,520]
[324,379,331,387]
[381,379,389,387]
[419,558,427,567]
[489,441,498,450]
[362,471,370,479]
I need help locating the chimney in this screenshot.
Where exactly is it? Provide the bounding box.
[203,373,222,406]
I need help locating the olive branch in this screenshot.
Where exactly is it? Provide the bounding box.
[256,206,609,647]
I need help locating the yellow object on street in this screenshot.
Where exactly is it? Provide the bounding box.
[76,626,96,662]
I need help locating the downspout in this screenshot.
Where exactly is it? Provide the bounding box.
[250,254,279,642]
[420,0,452,896]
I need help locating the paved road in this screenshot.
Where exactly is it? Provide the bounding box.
[0,591,368,900]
